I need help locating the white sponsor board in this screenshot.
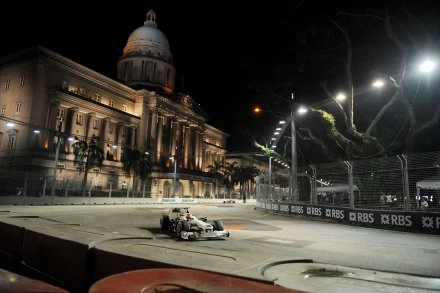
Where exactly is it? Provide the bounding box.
[157,198,199,204]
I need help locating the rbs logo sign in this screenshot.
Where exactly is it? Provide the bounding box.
[325,208,344,219]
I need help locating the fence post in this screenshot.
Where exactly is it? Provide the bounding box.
[23,171,29,197]
[23,171,30,205]
[309,165,317,205]
[398,155,411,212]
[344,161,355,209]
[42,179,46,197]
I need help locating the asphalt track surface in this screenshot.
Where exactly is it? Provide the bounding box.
[1,203,440,293]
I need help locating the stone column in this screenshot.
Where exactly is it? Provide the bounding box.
[156,116,163,162]
[116,122,125,161]
[170,119,177,157]
[100,118,110,149]
[68,107,79,136]
[195,129,200,170]
[135,95,149,152]
[183,124,191,168]
[175,122,183,166]
[85,112,96,141]
[150,110,158,162]
[66,107,79,151]
[130,127,136,149]
[202,149,206,170]
[46,101,60,150]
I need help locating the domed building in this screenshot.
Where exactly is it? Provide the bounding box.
[118,10,175,92]
[0,9,229,202]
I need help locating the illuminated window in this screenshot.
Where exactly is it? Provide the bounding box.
[9,135,16,150]
[15,102,21,114]
[61,81,69,90]
[93,119,99,129]
[20,74,25,87]
[76,113,83,125]
[57,108,64,119]
[4,79,10,90]
[123,104,127,112]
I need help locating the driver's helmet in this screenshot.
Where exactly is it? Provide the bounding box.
[186,213,193,220]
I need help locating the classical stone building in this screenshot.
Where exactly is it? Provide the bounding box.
[0,9,228,198]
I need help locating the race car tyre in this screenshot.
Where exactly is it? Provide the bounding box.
[212,220,224,231]
[176,220,190,236]
[160,215,170,230]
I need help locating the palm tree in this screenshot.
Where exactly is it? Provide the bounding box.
[222,161,239,199]
[206,160,224,198]
[229,164,261,203]
[121,148,151,197]
[243,166,261,201]
[72,135,104,196]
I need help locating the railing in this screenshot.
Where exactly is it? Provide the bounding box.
[1,151,439,212]
[257,151,440,212]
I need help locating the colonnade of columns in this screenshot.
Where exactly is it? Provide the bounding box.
[46,101,226,170]
[143,108,213,170]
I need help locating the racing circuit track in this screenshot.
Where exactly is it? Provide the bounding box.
[1,203,440,292]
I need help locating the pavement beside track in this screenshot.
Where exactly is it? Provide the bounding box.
[0,206,278,293]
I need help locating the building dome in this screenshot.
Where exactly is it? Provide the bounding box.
[118,9,175,92]
[122,10,172,60]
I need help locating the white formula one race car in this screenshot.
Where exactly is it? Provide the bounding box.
[160,207,231,240]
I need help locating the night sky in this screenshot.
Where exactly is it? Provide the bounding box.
[1,1,438,154]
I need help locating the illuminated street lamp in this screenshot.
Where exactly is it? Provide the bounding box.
[256,94,307,203]
[419,60,436,73]
[372,79,385,88]
[336,93,346,102]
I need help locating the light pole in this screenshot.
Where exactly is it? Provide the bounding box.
[255,94,306,203]
[290,93,298,203]
[254,93,307,203]
[268,156,272,201]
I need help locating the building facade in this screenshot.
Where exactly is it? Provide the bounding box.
[0,10,228,198]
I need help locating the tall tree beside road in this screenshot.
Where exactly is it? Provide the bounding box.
[72,135,104,196]
[244,3,439,164]
[121,148,151,197]
[207,160,226,198]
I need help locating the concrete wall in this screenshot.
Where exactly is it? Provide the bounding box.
[0,201,265,293]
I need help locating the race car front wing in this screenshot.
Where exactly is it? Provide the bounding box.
[180,230,231,240]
